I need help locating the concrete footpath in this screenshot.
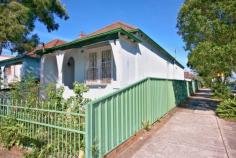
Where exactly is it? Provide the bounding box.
[117,89,236,158]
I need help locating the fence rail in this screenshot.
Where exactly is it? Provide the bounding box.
[0,100,86,157]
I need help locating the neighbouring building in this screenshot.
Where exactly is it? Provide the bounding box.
[36,22,185,99]
[0,39,65,89]
[184,71,195,81]
[0,55,15,61]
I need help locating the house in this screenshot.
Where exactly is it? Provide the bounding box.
[36,22,185,99]
[0,55,15,61]
[0,39,65,89]
[184,71,195,81]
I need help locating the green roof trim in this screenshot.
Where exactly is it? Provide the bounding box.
[36,28,141,55]
[130,29,185,69]
[0,56,24,66]
[0,55,38,66]
[35,25,184,69]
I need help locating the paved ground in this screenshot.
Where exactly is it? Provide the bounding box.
[118,89,236,158]
[0,146,23,158]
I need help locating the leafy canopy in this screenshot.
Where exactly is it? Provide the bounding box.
[177,0,236,80]
[0,0,68,54]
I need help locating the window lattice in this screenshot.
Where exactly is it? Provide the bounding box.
[87,53,98,81]
[101,50,112,83]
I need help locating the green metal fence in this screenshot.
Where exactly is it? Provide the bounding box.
[0,99,85,157]
[85,78,197,157]
[0,78,198,158]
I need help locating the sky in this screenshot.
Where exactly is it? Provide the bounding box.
[33,0,188,68]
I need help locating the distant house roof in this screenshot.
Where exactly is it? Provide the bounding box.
[184,72,194,80]
[0,55,15,58]
[27,39,66,57]
[35,22,184,68]
[0,39,66,66]
[0,55,15,61]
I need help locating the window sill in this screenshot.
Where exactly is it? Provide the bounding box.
[85,80,111,88]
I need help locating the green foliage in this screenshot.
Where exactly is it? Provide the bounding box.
[24,144,54,158]
[142,120,151,131]
[91,140,99,158]
[0,79,90,157]
[0,0,68,54]
[68,82,90,112]
[0,117,23,149]
[177,0,236,88]
[10,75,40,106]
[216,98,236,120]
[212,82,231,99]
[44,83,66,110]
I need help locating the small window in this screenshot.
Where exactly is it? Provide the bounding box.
[101,50,112,83]
[87,53,98,81]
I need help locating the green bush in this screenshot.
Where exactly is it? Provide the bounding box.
[212,82,231,99]
[0,117,23,149]
[10,75,40,106]
[216,98,236,120]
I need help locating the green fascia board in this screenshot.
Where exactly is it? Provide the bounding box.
[0,56,23,66]
[0,55,38,66]
[130,29,185,69]
[36,28,141,55]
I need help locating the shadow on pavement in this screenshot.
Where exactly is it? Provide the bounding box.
[179,88,220,111]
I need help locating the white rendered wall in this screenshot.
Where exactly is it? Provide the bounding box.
[40,36,184,100]
[41,54,58,85]
[2,64,22,87]
[136,36,184,80]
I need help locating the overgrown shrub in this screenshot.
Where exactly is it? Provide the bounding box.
[10,75,40,107]
[0,77,90,157]
[216,98,236,120]
[212,82,231,99]
[0,117,23,149]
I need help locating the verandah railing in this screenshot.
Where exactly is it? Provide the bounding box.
[0,99,86,157]
[85,78,198,157]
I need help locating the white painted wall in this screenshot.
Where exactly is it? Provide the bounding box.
[41,54,58,85]
[134,34,184,80]
[41,35,184,99]
[2,64,22,87]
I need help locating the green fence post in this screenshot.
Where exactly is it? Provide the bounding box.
[7,99,10,115]
[85,103,92,158]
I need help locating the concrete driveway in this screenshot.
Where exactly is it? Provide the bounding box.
[117,89,236,158]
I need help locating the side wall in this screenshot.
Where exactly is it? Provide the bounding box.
[135,35,184,80]
[112,36,185,89]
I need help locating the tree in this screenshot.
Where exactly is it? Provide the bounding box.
[177,0,236,83]
[0,0,68,54]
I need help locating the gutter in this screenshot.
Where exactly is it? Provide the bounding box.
[130,29,185,69]
[35,28,141,55]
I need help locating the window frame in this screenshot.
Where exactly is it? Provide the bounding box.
[85,49,113,85]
